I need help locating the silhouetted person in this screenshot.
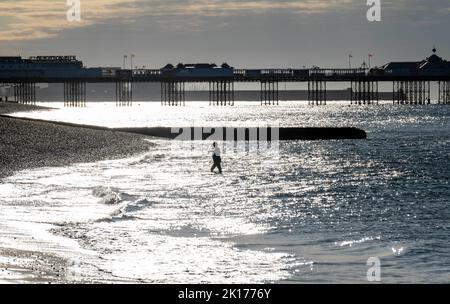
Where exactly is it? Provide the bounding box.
[210,142,222,174]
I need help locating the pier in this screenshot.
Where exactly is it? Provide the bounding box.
[1,50,450,107]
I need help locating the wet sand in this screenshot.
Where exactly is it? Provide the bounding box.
[0,102,155,284]
[0,248,68,284]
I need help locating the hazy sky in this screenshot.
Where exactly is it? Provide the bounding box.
[0,0,449,68]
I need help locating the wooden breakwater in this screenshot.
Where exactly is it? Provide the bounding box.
[114,127,367,140]
[1,114,366,140]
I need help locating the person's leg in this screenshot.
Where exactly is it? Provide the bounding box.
[217,162,222,174]
[211,162,218,172]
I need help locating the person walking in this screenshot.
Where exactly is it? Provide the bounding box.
[210,142,222,174]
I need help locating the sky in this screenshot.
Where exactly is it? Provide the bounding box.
[0,0,449,69]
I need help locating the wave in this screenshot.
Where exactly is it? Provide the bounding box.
[91,185,154,223]
[128,153,167,166]
[118,198,152,214]
[335,236,381,247]
[96,198,153,223]
[92,186,122,205]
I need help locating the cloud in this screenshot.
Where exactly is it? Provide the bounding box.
[2,0,448,42]
[136,0,356,16]
[0,0,357,42]
[0,0,141,41]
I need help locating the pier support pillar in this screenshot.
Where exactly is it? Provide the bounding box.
[13,82,36,105]
[394,81,430,105]
[438,81,450,105]
[161,81,185,106]
[64,81,86,107]
[416,81,431,105]
[64,82,86,107]
[260,81,279,106]
[350,80,378,105]
[393,81,406,104]
[308,80,326,106]
[0,83,9,102]
[209,80,234,106]
[115,81,133,107]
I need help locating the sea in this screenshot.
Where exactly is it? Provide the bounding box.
[1,101,449,283]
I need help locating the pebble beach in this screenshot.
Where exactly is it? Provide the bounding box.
[0,102,154,179]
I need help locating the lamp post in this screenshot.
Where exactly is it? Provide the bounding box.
[123,55,127,70]
[131,54,135,71]
[348,54,353,69]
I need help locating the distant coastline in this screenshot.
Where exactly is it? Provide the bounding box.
[1,84,394,102]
